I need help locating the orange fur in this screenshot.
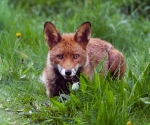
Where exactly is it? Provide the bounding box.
[42,22,125,97]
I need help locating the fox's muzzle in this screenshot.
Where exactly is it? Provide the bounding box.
[58,64,79,79]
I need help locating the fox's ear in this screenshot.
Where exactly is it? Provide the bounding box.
[74,22,91,49]
[44,22,61,49]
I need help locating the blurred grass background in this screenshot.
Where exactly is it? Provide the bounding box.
[0,0,150,124]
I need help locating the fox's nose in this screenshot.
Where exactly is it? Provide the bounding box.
[65,70,72,76]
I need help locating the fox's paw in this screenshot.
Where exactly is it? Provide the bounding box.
[46,89,51,98]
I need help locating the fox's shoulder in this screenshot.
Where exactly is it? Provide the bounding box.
[88,38,114,51]
[89,38,113,46]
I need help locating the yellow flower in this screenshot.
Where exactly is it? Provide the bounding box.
[16,32,21,38]
[88,0,91,4]
[127,121,132,125]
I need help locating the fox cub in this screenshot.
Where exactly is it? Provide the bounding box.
[41,22,125,97]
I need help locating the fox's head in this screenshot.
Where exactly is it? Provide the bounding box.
[44,22,91,79]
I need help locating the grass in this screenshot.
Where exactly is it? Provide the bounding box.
[0,0,150,124]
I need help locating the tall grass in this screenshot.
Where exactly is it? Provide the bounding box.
[0,0,150,124]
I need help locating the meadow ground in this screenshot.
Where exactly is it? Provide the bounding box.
[0,0,150,125]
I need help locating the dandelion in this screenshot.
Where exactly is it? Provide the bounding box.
[88,0,91,4]
[127,121,132,125]
[16,32,21,38]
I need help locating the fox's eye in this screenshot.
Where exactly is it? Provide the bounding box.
[73,54,79,59]
[57,54,63,59]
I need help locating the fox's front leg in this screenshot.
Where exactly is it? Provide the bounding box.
[45,78,57,98]
[43,68,58,98]
[109,49,125,79]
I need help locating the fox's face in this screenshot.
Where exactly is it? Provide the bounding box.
[44,22,91,79]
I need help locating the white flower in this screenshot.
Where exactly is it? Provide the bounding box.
[72,82,79,90]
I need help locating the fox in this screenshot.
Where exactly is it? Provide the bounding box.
[41,22,125,97]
